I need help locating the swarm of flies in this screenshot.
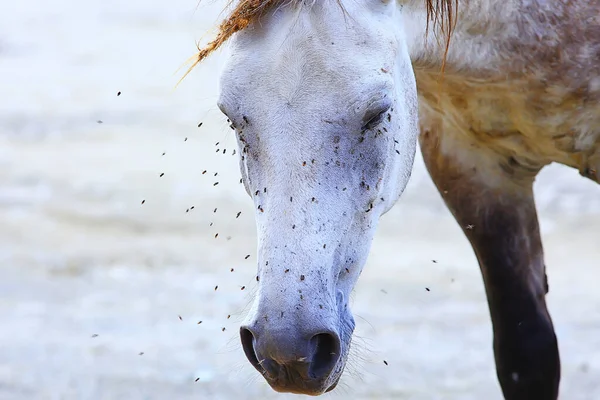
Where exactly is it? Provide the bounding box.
[161,116,260,343]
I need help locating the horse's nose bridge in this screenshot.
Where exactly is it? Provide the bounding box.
[247,288,337,334]
[248,297,337,335]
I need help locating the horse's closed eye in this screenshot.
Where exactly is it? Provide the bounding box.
[362,108,389,131]
[362,101,391,131]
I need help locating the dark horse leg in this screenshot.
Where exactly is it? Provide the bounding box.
[419,128,560,400]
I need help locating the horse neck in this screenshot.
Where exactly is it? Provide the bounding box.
[400,0,518,74]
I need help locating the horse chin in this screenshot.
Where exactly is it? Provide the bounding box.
[266,375,342,396]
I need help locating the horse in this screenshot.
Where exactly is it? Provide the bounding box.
[184,0,600,398]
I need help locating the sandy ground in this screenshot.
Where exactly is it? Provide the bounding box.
[1,1,599,399]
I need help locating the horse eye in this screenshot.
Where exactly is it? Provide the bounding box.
[362,106,390,131]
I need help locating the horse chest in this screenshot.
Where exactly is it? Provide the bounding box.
[414,70,600,181]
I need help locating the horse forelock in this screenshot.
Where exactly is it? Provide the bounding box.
[425,0,459,71]
[179,0,457,82]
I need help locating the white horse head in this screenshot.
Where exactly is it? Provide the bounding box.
[188,0,449,395]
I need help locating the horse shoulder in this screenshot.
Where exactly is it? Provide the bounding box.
[411,0,600,182]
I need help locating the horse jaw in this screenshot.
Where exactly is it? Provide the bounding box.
[217,1,418,394]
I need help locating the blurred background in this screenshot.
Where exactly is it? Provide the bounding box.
[0,1,599,399]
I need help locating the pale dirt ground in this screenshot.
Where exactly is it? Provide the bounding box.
[1,1,599,399]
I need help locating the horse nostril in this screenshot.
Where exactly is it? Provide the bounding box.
[309,332,341,380]
[240,327,262,371]
[241,326,342,385]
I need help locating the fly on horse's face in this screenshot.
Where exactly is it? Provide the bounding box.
[217,1,418,395]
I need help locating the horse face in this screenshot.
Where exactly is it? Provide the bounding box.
[217,1,418,394]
